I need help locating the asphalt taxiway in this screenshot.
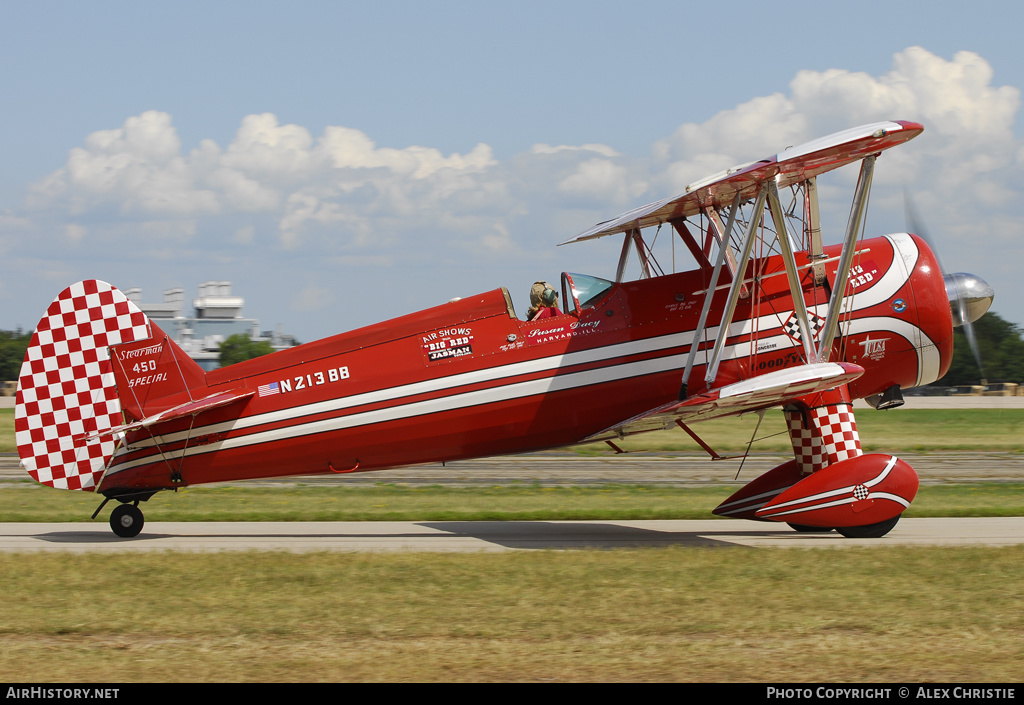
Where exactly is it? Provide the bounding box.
[1,518,1022,552]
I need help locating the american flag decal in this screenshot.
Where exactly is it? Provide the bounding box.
[258,382,280,397]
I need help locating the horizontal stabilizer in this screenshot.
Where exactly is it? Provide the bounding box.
[583,362,864,443]
[83,389,254,442]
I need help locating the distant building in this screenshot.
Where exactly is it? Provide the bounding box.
[124,281,297,371]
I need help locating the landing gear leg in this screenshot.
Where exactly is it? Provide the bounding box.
[110,503,145,538]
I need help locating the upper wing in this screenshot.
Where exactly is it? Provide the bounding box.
[582,362,864,443]
[562,121,923,245]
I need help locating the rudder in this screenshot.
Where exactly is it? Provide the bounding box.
[14,280,206,491]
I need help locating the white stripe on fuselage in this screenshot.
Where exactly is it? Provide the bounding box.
[104,347,692,476]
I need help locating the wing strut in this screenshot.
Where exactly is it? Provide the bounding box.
[766,180,818,364]
[704,184,770,388]
[631,228,655,279]
[678,192,742,398]
[671,220,707,268]
[816,154,876,360]
[614,229,632,282]
[805,177,826,284]
[704,205,748,297]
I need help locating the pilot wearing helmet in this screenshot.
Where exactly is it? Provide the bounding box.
[527,281,560,320]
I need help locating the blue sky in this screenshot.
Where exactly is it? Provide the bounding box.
[3,0,1024,346]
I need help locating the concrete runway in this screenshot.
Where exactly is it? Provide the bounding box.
[2,518,1022,552]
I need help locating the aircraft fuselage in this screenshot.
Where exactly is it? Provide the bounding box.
[98,232,952,494]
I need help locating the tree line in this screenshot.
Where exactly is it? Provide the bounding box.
[0,329,32,383]
[936,312,1024,387]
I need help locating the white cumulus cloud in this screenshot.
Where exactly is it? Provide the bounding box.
[4,45,1023,338]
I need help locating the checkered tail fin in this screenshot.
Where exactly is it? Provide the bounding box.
[14,280,205,491]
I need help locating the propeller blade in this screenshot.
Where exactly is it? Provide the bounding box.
[904,188,943,272]
[905,190,994,378]
[959,298,984,378]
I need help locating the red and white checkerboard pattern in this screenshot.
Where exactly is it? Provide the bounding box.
[785,402,863,475]
[14,280,150,491]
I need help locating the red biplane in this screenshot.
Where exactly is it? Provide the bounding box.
[15,120,993,538]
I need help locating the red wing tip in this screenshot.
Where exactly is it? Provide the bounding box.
[893,120,924,133]
[836,362,866,376]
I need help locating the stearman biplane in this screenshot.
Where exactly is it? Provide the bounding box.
[15,120,993,538]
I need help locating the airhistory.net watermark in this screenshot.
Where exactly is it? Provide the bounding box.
[6,689,119,700]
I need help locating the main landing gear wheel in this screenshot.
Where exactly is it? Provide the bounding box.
[787,523,834,533]
[836,515,901,539]
[110,504,144,538]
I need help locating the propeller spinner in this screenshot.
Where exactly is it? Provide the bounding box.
[945,272,994,327]
[945,271,994,377]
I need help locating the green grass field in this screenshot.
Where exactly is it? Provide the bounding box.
[1,408,14,452]
[1,548,1021,682]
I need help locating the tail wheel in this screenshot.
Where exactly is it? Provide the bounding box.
[836,515,901,539]
[110,503,145,538]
